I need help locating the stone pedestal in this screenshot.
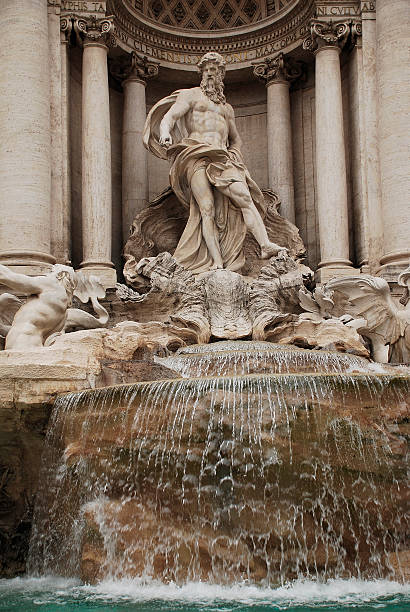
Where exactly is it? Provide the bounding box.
[0,0,54,274]
[376,0,410,281]
[304,21,354,283]
[76,17,116,288]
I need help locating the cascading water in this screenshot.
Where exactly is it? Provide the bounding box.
[27,342,409,586]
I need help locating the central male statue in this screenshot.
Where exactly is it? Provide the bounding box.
[143,51,285,274]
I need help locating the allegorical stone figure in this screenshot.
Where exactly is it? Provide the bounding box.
[143,51,286,274]
[0,264,109,350]
[0,264,77,350]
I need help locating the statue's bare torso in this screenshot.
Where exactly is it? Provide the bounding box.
[157,57,286,268]
[185,88,229,149]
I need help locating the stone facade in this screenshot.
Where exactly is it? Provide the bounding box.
[0,0,408,285]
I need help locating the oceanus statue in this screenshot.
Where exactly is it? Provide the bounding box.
[143,51,287,274]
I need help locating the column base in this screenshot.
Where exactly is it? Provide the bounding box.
[79,264,117,289]
[315,266,360,284]
[0,251,56,275]
[378,252,410,283]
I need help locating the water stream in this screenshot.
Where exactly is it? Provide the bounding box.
[26,342,409,591]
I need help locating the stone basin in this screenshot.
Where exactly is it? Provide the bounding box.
[27,343,409,585]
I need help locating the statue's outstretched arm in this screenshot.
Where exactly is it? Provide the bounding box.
[0,263,44,295]
[159,90,192,145]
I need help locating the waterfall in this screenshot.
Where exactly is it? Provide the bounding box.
[27,342,409,585]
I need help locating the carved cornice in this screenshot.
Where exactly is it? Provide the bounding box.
[302,19,350,53]
[106,0,316,68]
[253,52,303,85]
[74,14,113,47]
[109,52,159,86]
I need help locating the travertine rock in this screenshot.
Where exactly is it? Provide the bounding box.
[266,317,370,357]
[119,252,312,342]
[41,368,408,584]
[0,322,186,577]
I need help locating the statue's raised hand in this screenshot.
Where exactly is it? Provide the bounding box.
[159,133,172,147]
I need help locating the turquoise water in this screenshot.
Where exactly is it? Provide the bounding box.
[0,578,408,611]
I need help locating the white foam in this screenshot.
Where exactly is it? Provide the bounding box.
[1,576,408,606]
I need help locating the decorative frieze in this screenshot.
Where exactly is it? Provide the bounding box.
[303,19,350,53]
[253,52,303,84]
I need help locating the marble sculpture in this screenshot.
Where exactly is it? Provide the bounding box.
[0,264,108,350]
[143,51,287,273]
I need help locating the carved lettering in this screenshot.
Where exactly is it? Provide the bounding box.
[316,5,361,16]
[60,0,106,12]
[113,21,304,66]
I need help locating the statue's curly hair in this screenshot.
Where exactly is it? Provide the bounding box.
[197,52,226,76]
[52,264,77,294]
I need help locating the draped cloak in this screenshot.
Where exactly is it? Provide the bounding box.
[143,89,267,274]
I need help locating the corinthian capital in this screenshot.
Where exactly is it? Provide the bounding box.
[253,53,303,85]
[60,14,73,44]
[303,19,351,53]
[110,52,159,86]
[74,15,113,47]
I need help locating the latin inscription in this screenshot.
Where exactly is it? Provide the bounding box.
[114,26,308,65]
[316,3,375,16]
[50,0,106,13]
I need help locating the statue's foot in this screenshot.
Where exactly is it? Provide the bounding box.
[260,242,288,259]
[210,262,223,270]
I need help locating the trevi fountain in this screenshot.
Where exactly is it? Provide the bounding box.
[0,1,408,610]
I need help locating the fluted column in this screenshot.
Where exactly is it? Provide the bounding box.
[0,0,54,274]
[376,0,410,281]
[112,53,159,243]
[304,21,355,283]
[253,53,302,224]
[359,8,383,273]
[48,8,73,265]
[61,16,72,266]
[75,16,116,288]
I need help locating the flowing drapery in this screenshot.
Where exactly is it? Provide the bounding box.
[143,90,266,273]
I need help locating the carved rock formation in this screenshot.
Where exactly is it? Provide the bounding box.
[123,188,306,282]
[0,323,187,577]
[296,266,410,364]
[118,251,315,343]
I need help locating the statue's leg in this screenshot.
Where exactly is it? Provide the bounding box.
[224,181,287,258]
[190,169,223,269]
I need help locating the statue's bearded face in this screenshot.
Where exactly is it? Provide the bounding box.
[200,61,226,104]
